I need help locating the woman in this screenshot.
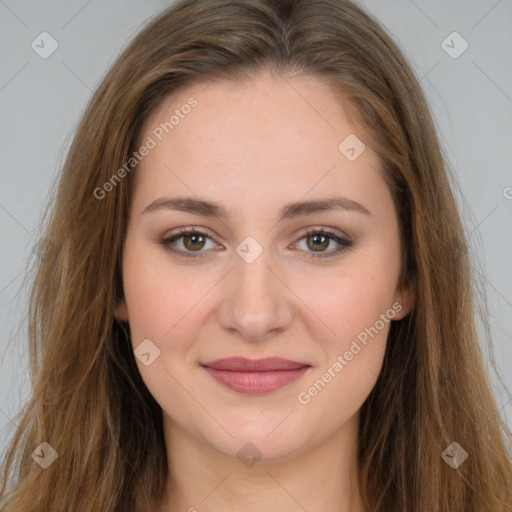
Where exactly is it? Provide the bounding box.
[1,0,511,510]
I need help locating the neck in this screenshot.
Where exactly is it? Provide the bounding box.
[160,412,363,512]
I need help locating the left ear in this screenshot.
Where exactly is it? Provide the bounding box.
[115,299,129,322]
[392,280,413,320]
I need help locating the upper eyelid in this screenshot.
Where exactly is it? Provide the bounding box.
[164,227,219,244]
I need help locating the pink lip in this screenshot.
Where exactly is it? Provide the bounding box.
[201,357,310,394]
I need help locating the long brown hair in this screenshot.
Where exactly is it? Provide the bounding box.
[1,0,511,510]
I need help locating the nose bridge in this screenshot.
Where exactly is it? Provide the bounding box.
[216,239,293,341]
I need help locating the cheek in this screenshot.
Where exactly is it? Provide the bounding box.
[122,244,209,341]
[122,251,204,416]
[294,259,398,348]
[313,274,390,388]
[295,271,392,420]
[292,256,398,419]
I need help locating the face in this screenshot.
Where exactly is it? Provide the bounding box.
[115,71,411,462]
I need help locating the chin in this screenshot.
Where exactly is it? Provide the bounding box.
[198,418,310,463]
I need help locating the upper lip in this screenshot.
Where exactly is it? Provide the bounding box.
[201,357,309,372]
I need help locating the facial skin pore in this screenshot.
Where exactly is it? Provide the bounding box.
[115,70,411,512]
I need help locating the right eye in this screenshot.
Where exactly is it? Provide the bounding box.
[160,228,220,258]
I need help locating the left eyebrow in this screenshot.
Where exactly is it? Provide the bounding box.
[279,196,371,219]
[141,195,371,219]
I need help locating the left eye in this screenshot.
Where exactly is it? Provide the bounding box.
[293,229,352,259]
[296,233,334,251]
[160,228,352,259]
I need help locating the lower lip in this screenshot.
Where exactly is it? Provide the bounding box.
[203,366,310,394]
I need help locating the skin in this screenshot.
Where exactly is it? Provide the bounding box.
[115,70,411,512]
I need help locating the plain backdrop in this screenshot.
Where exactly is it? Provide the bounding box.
[1,0,511,461]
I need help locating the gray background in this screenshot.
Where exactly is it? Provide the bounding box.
[1,0,511,459]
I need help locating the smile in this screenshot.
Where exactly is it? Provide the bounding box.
[201,357,311,395]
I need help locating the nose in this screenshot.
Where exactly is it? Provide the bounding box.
[215,247,294,342]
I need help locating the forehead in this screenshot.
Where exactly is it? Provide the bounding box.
[131,72,389,221]
[139,71,361,153]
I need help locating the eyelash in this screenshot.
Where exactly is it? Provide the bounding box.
[159,227,353,260]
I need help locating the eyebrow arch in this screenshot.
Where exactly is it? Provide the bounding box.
[141,195,371,220]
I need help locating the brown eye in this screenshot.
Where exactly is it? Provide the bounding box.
[182,233,206,251]
[306,233,330,252]
[294,229,353,260]
[160,228,217,259]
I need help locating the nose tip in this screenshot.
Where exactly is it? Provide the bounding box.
[215,248,294,342]
[221,298,292,342]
